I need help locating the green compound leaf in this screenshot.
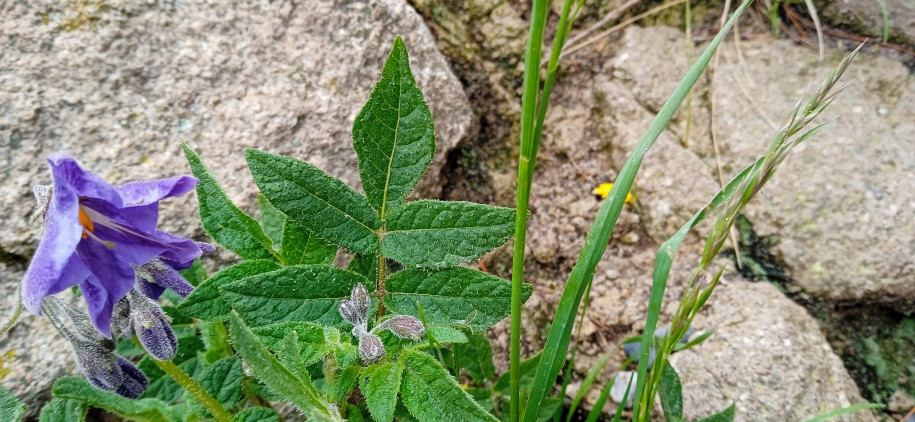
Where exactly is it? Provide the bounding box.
[384,267,531,332]
[221,265,371,327]
[360,361,403,422]
[400,349,498,422]
[659,361,684,421]
[198,356,244,410]
[52,377,172,422]
[38,398,87,422]
[0,385,27,422]
[455,333,496,382]
[246,148,381,254]
[382,200,515,268]
[281,219,337,266]
[233,407,281,422]
[182,144,277,261]
[178,260,282,322]
[228,313,342,422]
[353,36,435,218]
[258,193,286,247]
[252,321,328,366]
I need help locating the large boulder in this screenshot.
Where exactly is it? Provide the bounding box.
[820,0,915,46]
[613,26,915,309]
[0,0,471,257]
[0,0,471,413]
[670,279,876,422]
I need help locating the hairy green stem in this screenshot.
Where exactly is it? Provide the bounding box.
[0,286,23,334]
[375,233,387,319]
[151,357,234,422]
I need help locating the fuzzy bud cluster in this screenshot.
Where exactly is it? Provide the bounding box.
[338,283,425,364]
[44,297,148,398]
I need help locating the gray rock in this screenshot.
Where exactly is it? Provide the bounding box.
[0,0,471,259]
[613,26,915,308]
[0,0,470,412]
[706,36,915,307]
[0,264,73,420]
[820,0,915,45]
[609,370,636,409]
[670,279,877,422]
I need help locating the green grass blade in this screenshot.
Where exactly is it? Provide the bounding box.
[522,2,754,421]
[804,403,884,422]
[510,0,550,417]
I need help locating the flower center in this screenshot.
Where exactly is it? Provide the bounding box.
[78,208,96,239]
[78,206,115,249]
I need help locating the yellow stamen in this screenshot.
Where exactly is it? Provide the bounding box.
[78,208,95,239]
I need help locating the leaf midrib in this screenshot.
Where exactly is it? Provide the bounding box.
[379,52,405,220]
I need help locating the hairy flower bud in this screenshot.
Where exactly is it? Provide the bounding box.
[110,297,133,339]
[359,333,386,364]
[372,315,425,340]
[74,337,124,391]
[339,283,371,336]
[128,290,177,361]
[114,357,149,399]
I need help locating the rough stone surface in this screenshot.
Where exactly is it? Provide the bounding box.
[0,0,472,259]
[0,264,74,420]
[670,279,877,422]
[821,0,915,45]
[0,0,470,410]
[613,26,915,308]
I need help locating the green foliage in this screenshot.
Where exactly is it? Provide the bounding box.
[178,260,282,321]
[221,265,371,327]
[227,313,341,422]
[353,36,435,218]
[281,219,337,265]
[659,362,684,422]
[361,361,404,422]
[53,377,173,422]
[197,357,245,410]
[400,350,499,422]
[455,333,496,382]
[246,149,382,254]
[252,321,328,366]
[0,385,26,422]
[385,267,530,332]
[39,398,87,422]
[233,407,281,422]
[695,405,735,422]
[183,144,277,261]
[851,317,915,402]
[382,200,515,268]
[257,193,285,247]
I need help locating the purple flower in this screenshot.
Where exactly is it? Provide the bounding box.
[22,153,204,338]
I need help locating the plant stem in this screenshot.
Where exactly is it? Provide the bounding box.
[0,287,23,334]
[511,0,550,419]
[151,357,234,422]
[375,248,386,319]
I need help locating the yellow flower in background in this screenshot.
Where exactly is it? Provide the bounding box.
[593,183,633,204]
[0,350,15,379]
